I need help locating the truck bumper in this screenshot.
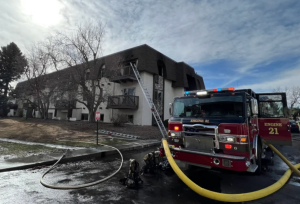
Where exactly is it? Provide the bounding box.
[160,146,254,172]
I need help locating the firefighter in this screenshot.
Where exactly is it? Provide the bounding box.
[141,151,161,175]
[119,159,143,188]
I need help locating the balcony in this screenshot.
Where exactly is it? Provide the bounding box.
[55,100,76,110]
[107,95,139,109]
[22,103,36,109]
[110,66,137,83]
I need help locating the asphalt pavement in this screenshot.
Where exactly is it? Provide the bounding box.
[0,143,300,204]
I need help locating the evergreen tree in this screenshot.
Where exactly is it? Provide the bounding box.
[0,42,27,116]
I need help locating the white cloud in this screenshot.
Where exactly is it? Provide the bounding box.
[1,0,300,66]
[236,62,300,91]
[1,0,300,89]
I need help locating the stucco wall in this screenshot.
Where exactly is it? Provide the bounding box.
[72,109,82,120]
[116,80,142,125]
[140,72,153,125]
[48,109,55,119]
[164,79,184,120]
[56,110,68,120]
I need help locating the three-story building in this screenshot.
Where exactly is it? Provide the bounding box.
[15,44,205,125]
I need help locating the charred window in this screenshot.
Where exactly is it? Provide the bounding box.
[121,60,137,76]
[98,64,105,78]
[157,60,166,78]
[186,74,197,91]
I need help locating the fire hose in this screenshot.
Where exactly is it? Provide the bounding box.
[162,138,300,202]
[40,143,123,189]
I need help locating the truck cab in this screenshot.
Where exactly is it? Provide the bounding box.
[160,88,292,173]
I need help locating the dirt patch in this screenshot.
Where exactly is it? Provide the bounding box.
[0,118,161,143]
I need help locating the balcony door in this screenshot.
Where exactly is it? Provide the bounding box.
[123,88,136,106]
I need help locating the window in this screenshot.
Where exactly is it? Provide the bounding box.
[100,114,104,121]
[157,60,166,77]
[259,95,282,101]
[197,80,201,89]
[128,115,134,123]
[154,74,159,84]
[81,114,88,120]
[154,90,163,101]
[123,88,135,96]
[259,102,284,118]
[121,60,137,76]
[173,95,244,118]
[98,64,105,78]
[259,95,284,118]
[247,98,251,117]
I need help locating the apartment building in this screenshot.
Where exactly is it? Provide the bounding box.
[15,44,205,125]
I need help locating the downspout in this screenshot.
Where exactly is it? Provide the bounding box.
[111,82,115,119]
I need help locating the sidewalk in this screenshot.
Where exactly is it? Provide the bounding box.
[0,138,161,172]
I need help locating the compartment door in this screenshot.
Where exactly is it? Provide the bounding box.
[256,93,292,146]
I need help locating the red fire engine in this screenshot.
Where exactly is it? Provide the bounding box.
[159,88,292,174]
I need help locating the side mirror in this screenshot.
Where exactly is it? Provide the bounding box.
[169,102,173,115]
[251,99,258,115]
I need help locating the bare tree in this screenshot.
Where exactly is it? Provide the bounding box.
[52,22,124,122]
[17,42,65,119]
[274,86,300,109]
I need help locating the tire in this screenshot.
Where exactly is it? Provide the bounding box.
[255,139,262,175]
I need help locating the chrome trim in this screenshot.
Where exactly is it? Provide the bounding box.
[183,124,219,149]
[219,141,249,145]
[170,147,247,160]
[246,164,258,173]
[183,131,215,136]
[253,135,258,160]
[215,127,219,149]
[213,158,220,165]
[218,134,249,145]
[183,124,218,129]
[218,134,248,137]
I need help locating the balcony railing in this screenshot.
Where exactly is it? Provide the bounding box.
[110,66,137,83]
[23,103,36,109]
[55,100,76,110]
[107,95,139,109]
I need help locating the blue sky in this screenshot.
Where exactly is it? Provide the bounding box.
[0,0,300,92]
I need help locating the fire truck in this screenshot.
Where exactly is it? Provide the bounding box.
[159,88,292,174]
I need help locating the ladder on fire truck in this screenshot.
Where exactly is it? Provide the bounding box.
[130,60,168,138]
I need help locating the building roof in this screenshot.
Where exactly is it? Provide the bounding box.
[16,44,205,90]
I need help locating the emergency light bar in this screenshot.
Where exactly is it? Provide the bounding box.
[196,91,207,96]
[184,87,235,96]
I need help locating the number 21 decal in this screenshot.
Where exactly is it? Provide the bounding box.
[269,127,279,135]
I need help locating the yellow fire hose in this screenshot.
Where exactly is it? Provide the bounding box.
[162,138,300,203]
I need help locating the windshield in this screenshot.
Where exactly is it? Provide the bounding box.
[173,95,244,118]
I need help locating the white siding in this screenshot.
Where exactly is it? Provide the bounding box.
[48,109,55,119]
[57,110,68,120]
[140,72,153,125]
[72,109,82,120]
[164,79,184,120]
[116,81,141,125]
[19,72,186,125]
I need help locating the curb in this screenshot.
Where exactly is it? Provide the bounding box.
[0,141,161,173]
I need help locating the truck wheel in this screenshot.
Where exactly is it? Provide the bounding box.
[255,140,262,175]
